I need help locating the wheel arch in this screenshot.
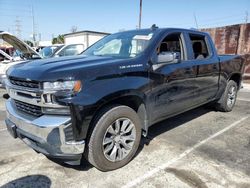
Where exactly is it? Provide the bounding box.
[90,92,149,137]
[228,73,242,89]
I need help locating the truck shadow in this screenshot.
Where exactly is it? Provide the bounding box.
[47,157,93,171]
[137,105,212,151]
[1,175,51,188]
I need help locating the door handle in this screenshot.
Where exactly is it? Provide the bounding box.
[212,64,217,70]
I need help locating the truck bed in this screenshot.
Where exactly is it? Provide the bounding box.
[218,54,240,62]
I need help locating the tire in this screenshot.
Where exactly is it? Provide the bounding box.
[86,105,142,171]
[215,80,238,112]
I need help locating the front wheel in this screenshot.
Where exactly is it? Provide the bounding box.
[216,80,238,112]
[86,105,141,171]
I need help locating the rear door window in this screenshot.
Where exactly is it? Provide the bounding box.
[189,34,210,60]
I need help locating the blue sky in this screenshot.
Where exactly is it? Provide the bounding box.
[0,0,249,41]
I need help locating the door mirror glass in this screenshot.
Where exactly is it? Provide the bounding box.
[156,52,180,64]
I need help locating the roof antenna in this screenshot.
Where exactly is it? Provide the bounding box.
[151,24,158,30]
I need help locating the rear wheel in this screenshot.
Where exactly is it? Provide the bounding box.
[86,105,141,171]
[215,80,238,112]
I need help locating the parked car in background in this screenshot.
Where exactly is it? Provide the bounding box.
[0,47,14,62]
[0,49,13,62]
[52,44,84,57]
[38,44,84,58]
[0,31,42,88]
[38,44,64,58]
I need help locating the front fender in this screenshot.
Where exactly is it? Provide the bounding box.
[58,74,150,141]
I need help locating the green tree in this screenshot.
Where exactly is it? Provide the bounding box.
[52,35,64,44]
[24,40,34,47]
[57,35,64,43]
[52,37,58,44]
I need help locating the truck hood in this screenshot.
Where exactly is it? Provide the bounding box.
[0,31,41,58]
[7,55,135,81]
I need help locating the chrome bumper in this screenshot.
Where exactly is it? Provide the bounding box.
[5,99,85,161]
[0,74,6,88]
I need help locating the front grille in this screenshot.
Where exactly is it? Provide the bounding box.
[14,100,42,117]
[9,77,39,89]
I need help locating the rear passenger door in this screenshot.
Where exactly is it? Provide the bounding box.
[187,32,220,103]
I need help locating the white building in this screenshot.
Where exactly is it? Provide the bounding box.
[38,40,52,47]
[64,30,109,50]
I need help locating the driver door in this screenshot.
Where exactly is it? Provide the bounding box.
[148,32,199,124]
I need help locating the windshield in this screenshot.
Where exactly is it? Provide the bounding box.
[83,30,154,58]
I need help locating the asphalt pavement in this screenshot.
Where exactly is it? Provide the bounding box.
[0,88,249,188]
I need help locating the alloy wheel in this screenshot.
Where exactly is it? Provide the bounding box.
[102,118,136,162]
[227,85,237,108]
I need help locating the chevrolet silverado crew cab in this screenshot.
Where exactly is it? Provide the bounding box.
[5,27,245,171]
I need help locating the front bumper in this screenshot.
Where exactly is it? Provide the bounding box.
[5,99,85,162]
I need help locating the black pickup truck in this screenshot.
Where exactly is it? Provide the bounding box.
[4,27,245,171]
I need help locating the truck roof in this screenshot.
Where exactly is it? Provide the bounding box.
[117,27,208,36]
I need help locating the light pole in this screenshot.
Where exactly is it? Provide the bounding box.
[138,0,142,29]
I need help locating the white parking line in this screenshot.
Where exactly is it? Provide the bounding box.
[122,116,249,188]
[0,128,7,132]
[243,83,250,91]
[238,98,250,102]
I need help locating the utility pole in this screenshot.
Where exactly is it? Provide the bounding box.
[242,11,249,54]
[235,11,249,54]
[193,13,199,29]
[15,16,22,39]
[31,5,36,46]
[39,33,41,42]
[245,11,248,24]
[138,0,142,29]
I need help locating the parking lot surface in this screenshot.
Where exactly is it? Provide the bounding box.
[0,88,249,188]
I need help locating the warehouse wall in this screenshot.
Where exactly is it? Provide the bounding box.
[88,35,104,47]
[64,33,106,50]
[64,35,86,48]
[201,23,250,55]
[201,23,250,80]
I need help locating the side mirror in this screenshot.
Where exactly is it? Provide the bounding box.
[156,52,180,64]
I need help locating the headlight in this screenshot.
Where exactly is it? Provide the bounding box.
[43,80,82,92]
